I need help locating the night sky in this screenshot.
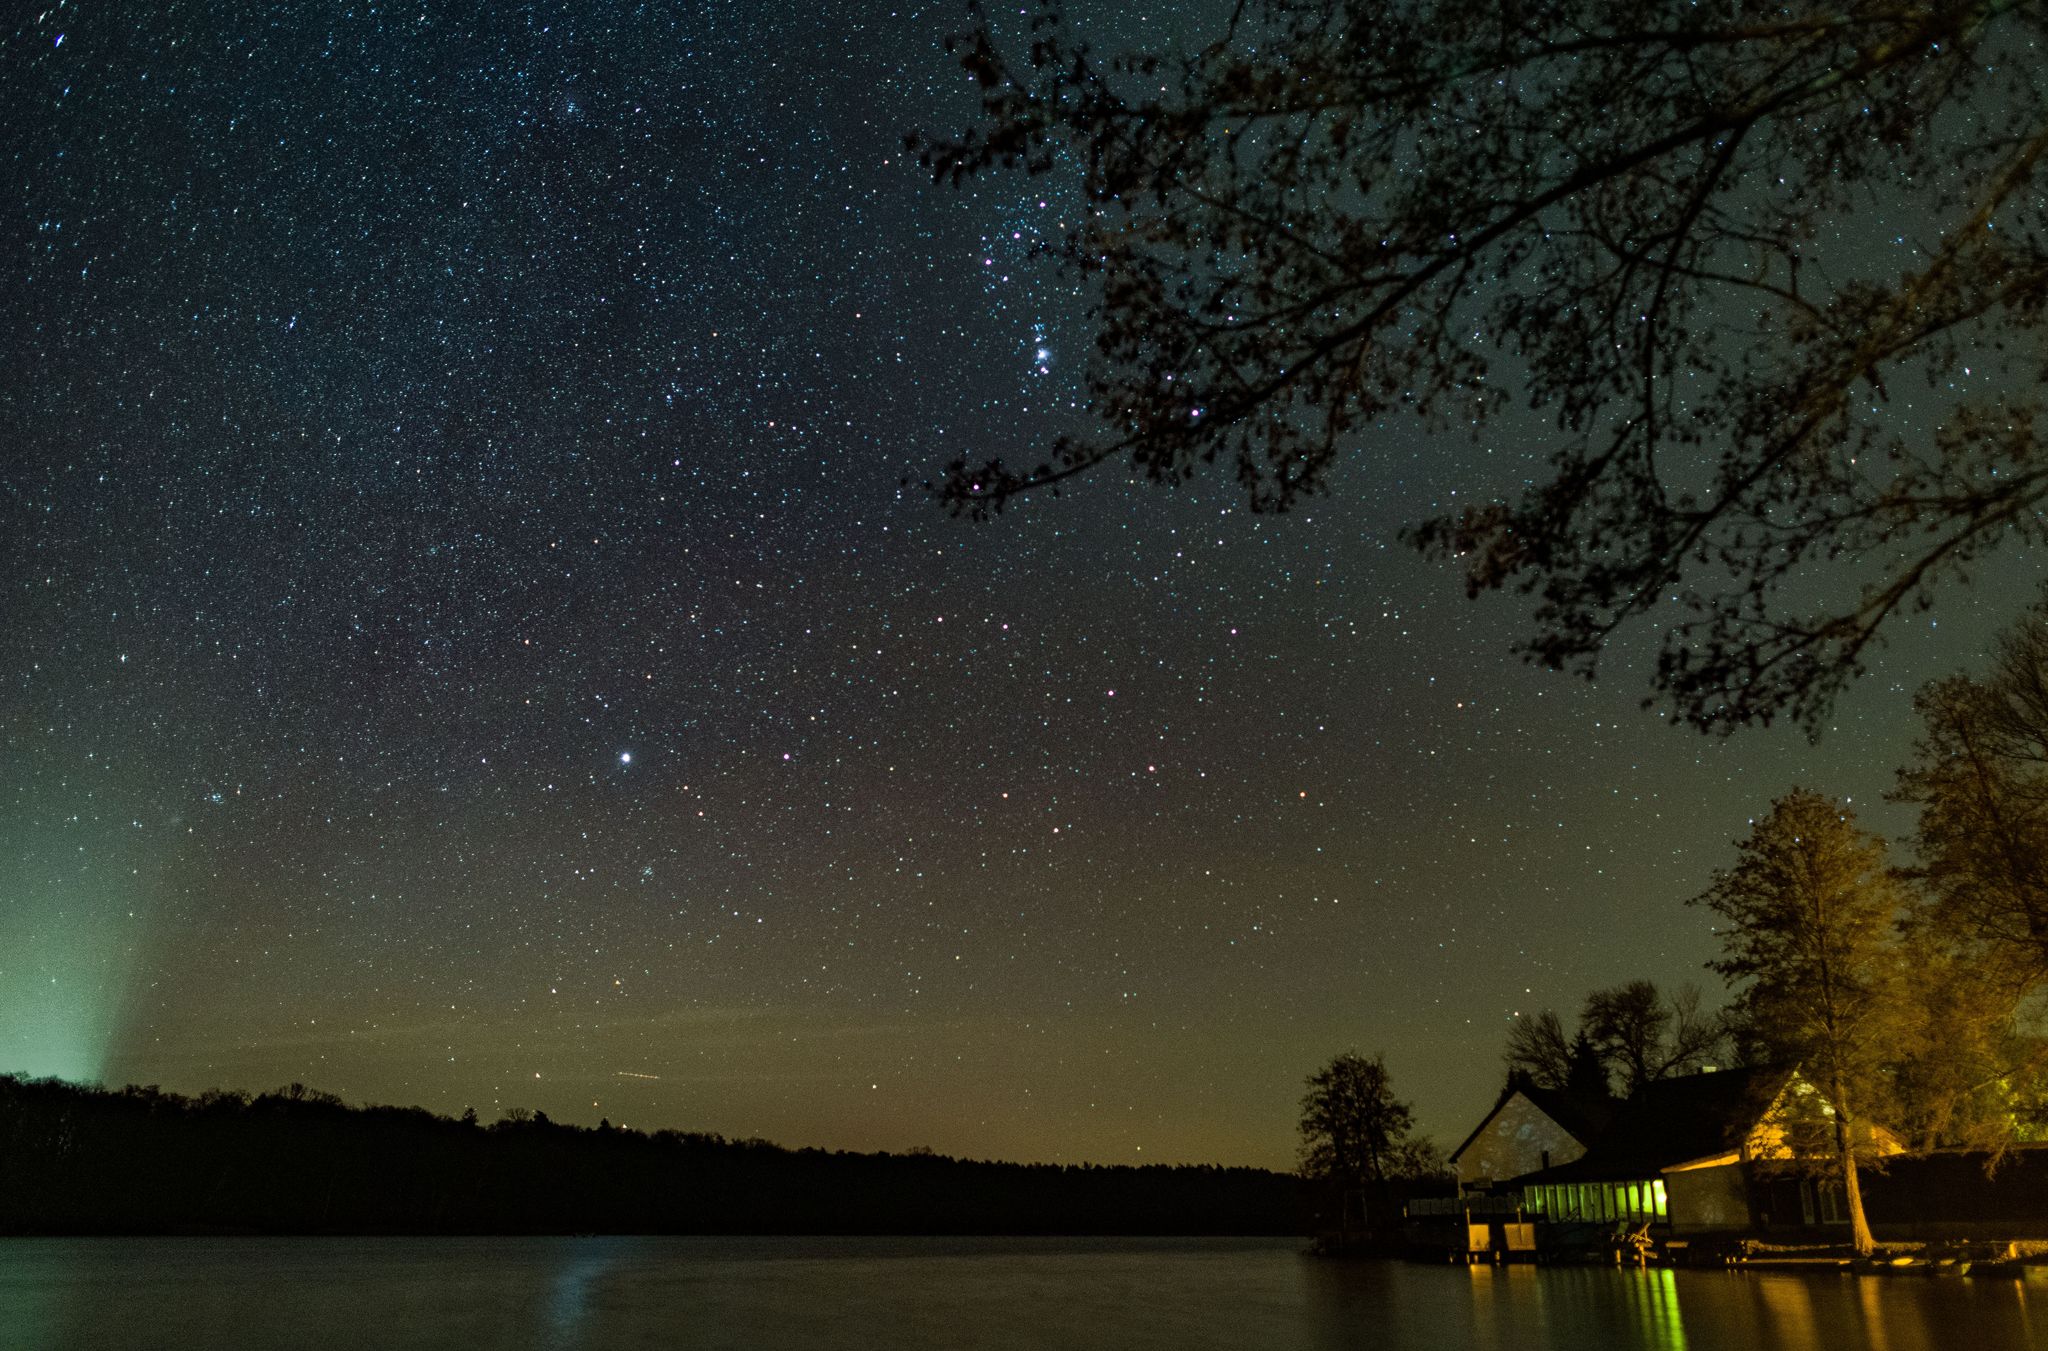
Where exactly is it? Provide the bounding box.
[5,1,2040,1170]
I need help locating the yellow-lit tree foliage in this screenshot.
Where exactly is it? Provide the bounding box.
[1693,790,1904,1254]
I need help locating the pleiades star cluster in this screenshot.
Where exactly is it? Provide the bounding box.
[3,1,2032,1167]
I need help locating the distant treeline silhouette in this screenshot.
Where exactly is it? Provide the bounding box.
[0,1075,1305,1236]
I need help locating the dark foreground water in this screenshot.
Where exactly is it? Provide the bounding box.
[2,1236,2042,1351]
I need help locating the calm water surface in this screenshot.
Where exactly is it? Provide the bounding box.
[1,1236,2042,1350]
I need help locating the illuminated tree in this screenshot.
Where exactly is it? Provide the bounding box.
[918,0,2048,731]
[1885,926,2048,1153]
[1887,601,2048,1151]
[1693,790,1904,1253]
[1896,594,2048,979]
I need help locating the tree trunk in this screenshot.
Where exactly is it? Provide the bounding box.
[1830,1077,1875,1255]
[1841,1149,1874,1255]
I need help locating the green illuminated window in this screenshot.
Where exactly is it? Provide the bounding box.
[1652,1179,1668,1219]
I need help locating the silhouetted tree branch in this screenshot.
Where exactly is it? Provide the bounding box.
[1583,979,1728,1096]
[916,0,2048,731]
[1502,1009,1579,1092]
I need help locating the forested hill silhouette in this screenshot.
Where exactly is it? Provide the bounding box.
[0,1075,1302,1236]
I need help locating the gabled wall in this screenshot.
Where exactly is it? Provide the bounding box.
[1744,1073,1905,1163]
[1454,1092,1587,1188]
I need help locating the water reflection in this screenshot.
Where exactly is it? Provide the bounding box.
[1856,1275,1893,1351]
[1753,1273,1820,1346]
[542,1238,622,1349]
[1633,1268,1688,1350]
[1475,1265,1687,1351]
[2,1237,2044,1351]
[1304,1257,2048,1351]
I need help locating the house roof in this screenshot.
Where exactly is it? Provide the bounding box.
[1523,1085,1619,1146]
[1447,1083,1618,1165]
[1512,1065,1794,1184]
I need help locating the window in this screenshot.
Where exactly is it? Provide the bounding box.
[1652,1179,1668,1219]
[1818,1182,1848,1224]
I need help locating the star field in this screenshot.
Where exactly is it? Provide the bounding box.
[4,0,2040,1168]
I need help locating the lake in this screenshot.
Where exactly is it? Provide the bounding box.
[0,1236,2041,1350]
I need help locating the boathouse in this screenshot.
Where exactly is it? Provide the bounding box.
[1511,1066,1903,1235]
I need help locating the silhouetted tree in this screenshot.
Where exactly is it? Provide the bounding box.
[0,1074,1302,1237]
[1503,1010,1576,1092]
[918,0,2048,731]
[1693,790,1905,1253]
[1564,1030,1612,1100]
[1298,1051,1430,1241]
[1583,980,1727,1097]
[1504,1013,1611,1096]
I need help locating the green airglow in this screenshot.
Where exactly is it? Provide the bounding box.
[0,823,154,1087]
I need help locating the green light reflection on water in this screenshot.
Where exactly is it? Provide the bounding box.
[1636,1266,1687,1351]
